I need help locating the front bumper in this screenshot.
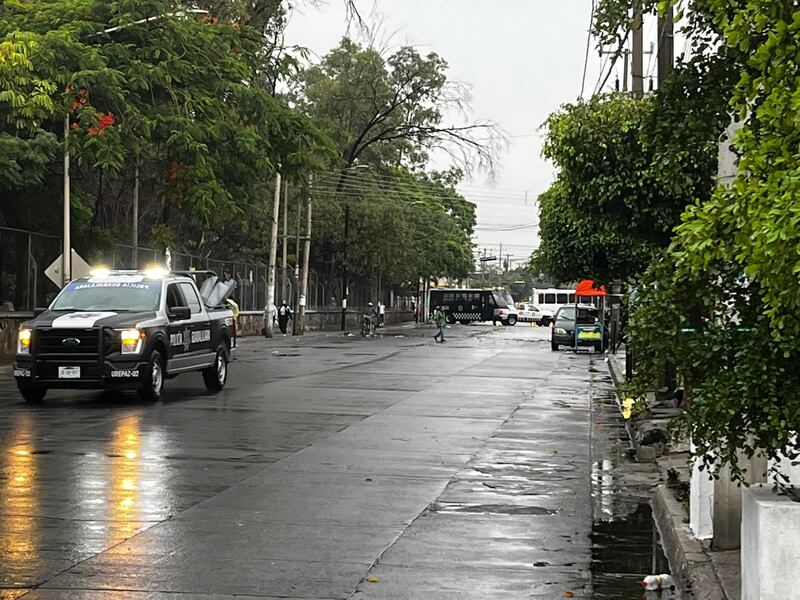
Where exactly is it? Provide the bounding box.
[14,356,149,390]
[552,331,575,346]
[552,332,603,347]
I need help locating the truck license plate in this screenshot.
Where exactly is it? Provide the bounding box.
[58,366,81,379]
[578,331,601,340]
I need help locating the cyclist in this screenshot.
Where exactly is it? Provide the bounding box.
[363,302,379,336]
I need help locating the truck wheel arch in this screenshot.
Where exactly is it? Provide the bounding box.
[220,333,231,357]
[151,337,168,363]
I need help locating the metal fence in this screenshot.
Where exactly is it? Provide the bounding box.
[0,227,414,313]
[0,227,62,311]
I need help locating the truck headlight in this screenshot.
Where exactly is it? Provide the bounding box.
[17,328,32,355]
[554,327,567,335]
[120,329,143,354]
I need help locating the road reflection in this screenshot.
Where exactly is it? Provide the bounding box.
[0,415,40,583]
[70,414,170,555]
[108,415,143,543]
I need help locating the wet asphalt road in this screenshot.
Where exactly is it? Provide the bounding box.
[0,323,666,599]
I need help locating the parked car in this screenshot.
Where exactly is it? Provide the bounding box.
[516,303,554,325]
[14,269,237,403]
[551,304,606,351]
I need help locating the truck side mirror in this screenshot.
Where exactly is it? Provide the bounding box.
[168,306,191,321]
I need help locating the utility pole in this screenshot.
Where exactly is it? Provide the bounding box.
[657,6,674,87]
[62,116,71,286]
[340,204,349,331]
[297,177,312,335]
[265,172,281,338]
[499,242,503,272]
[132,159,139,268]
[281,179,288,303]
[632,2,644,98]
[622,49,630,92]
[292,187,302,335]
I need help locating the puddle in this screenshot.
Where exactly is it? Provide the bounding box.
[589,361,681,598]
[591,504,679,598]
[430,502,556,516]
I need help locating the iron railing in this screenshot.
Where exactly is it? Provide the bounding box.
[0,227,414,313]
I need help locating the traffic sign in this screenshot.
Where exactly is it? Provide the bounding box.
[45,249,92,288]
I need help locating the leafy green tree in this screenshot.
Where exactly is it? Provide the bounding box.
[531,0,735,285]
[0,0,331,258]
[531,93,710,283]
[310,167,475,287]
[296,38,497,173]
[295,38,485,288]
[603,0,800,485]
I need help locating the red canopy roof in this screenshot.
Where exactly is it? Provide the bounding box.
[575,279,606,297]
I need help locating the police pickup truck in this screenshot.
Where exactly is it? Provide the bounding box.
[13,269,237,403]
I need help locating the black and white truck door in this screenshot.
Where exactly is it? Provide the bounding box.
[178,282,213,358]
[165,283,191,364]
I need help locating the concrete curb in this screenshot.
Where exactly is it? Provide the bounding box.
[652,485,729,599]
[606,354,637,452]
[607,356,730,600]
[607,352,625,389]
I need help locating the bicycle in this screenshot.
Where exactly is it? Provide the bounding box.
[361,315,376,337]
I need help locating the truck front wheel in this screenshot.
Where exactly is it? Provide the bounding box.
[20,387,47,403]
[203,344,228,392]
[138,349,165,402]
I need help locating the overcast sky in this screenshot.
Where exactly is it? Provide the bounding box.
[285,1,666,267]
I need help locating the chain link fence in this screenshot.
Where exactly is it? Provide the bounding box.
[0,227,62,312]
[0,228,414,314]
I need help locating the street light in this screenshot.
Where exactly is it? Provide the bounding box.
[62,9,209,283]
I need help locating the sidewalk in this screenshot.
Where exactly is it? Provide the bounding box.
[607,353,741,600]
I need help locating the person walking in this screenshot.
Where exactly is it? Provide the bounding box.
[433,305,447,343]
[378,301,386,327]
[277,300,293,335]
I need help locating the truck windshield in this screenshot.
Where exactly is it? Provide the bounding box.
[51,280,161,312]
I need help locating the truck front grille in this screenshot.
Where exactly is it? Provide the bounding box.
[36,328,100,356]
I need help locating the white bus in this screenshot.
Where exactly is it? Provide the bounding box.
[532,288,574,315]
[532,287,602,315]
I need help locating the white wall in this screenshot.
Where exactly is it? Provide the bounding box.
[742,485,800,600]
[689,443,715,540]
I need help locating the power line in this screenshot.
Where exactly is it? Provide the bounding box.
[581,0,596,97]
[474,223,538,232]
[311,178,534,205]
[644,14,656,79]
[311,170,509,199]
[458,184,532,194]
[595,29,631,96]
[312,169,538,199]
[311,184,533,207]
[593,46,610,95]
